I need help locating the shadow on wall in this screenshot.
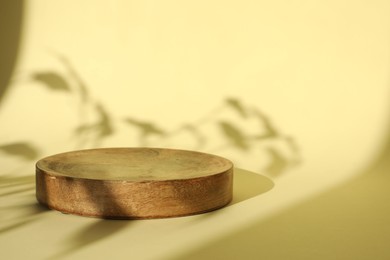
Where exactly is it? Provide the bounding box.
[0,2,293,258]
[0,0,40,162]
[0,5,282,248]
[0,0,24,106]
[0,1,301,177]
[1,52,301,177]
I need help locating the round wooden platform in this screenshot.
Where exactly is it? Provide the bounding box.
[35,148,233,219]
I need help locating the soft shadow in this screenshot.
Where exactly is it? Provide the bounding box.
[48,219,130,260]
[0,174,49,234]
[0,142,40,160]
[173,135,390,260]
[25,52,302,176]
[0,0,24,106]
[0,170,131,259]
[0,203,47,233]
[231,168,274,205]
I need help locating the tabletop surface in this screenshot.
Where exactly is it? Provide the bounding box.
[1,163,390,260]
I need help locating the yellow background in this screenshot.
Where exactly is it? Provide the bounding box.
[1,0,390,259]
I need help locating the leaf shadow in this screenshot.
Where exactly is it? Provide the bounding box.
[124,117,166,146]
[219,121,250,151]
[31,71,71,92]
[74,102,115,146]
[0,142,40,160]
[226,98,248,118]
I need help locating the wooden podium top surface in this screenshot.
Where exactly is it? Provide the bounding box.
[36,147,233,181]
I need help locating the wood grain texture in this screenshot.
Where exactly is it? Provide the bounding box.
[35,148,233,219]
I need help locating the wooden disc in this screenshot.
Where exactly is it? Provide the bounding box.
[35,148,233,219]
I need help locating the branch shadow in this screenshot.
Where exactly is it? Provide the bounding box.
[0,174,49,234]
[0,169,133,259]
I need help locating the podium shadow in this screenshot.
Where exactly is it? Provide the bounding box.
[230,168,274,205]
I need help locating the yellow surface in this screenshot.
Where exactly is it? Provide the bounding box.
[175,140,390,259]
[1,0,390,259]
[1,168,273,259]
